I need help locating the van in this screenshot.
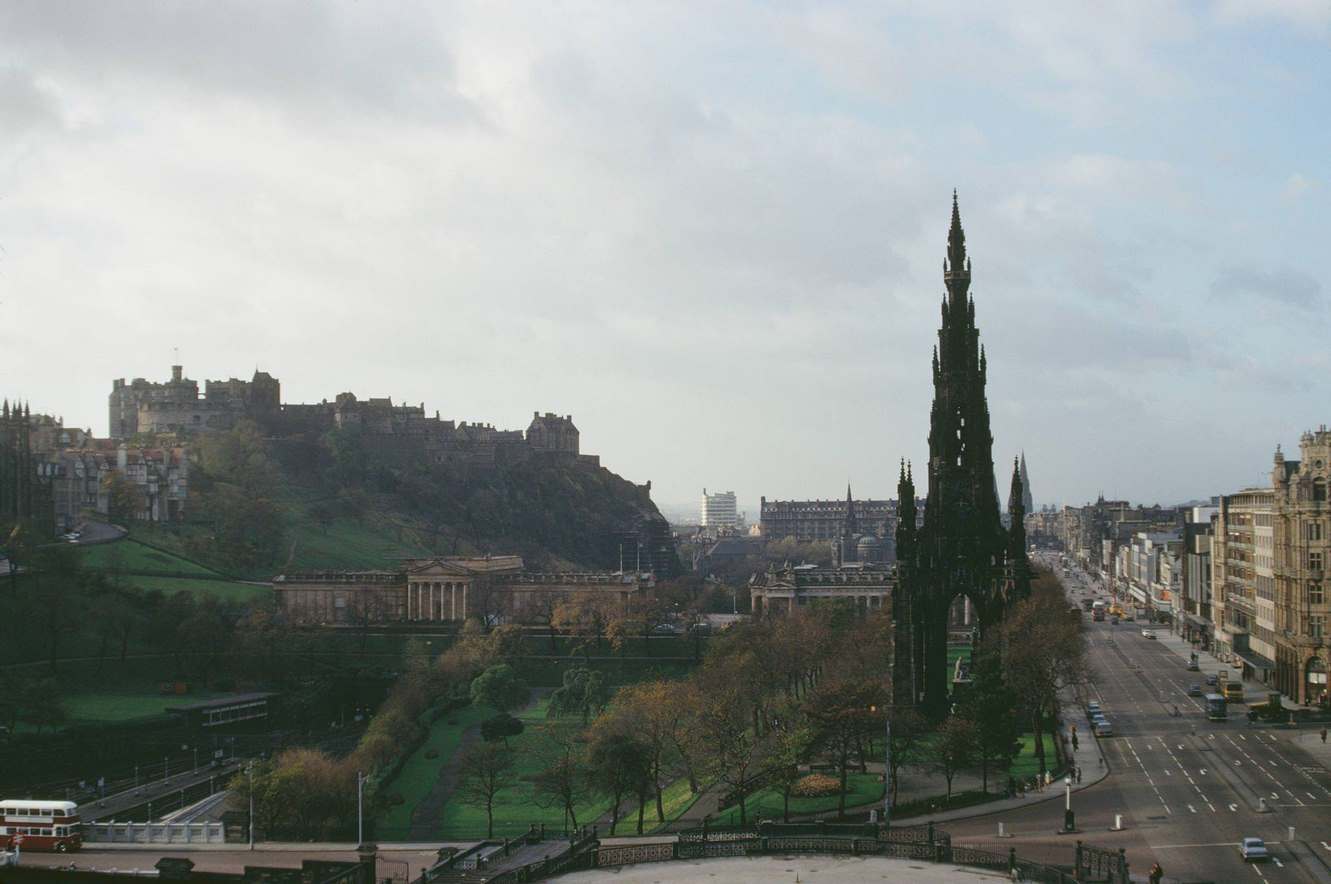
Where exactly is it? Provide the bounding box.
[1224,681,1245,704]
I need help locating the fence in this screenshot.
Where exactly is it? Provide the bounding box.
[418,822,1130,884]
[85,821,225,844]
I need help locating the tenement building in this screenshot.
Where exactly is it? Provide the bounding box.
[1211,489,1278,687]
[273,556,654,626]
[1273,429,1331,706]
[748,562,893,616]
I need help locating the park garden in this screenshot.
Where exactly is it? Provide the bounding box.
[228,565,1084,843]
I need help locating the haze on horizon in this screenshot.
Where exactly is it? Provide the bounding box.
[2,2,1327,513]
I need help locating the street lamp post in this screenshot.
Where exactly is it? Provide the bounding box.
[247,762,255,851]
[357,770,365,847]
[1064,775,1075,833]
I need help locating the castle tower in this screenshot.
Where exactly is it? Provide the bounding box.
[896,193,1030,718]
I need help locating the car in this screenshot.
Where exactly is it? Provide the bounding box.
[1187,660,1200,671]
[1206,674,1219,686]
[1093,719,1113,737]
[1240,837,1269,862]
[1188,684,1203,697]
[1110,616,1119,625]
[1086,701,1101,718]
[1141,629,1156,639]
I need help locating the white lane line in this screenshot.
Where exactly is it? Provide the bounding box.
[1320,841,1331,851]
[1273,857,1284,868]
[1188,804,1196,813]
[1308,791,1318,800]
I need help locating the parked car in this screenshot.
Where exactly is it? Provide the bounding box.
[1093,719,1113,737]
[1187,660,1200,671]
[1240,837,1269,862]
[1188,684,1203,697]
[1207,674,1219,686]
[1086,701,1101,719]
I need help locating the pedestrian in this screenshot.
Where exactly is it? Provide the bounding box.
[1321,727,1327,744]
[1149,861,1163,884]
[1072,732,1079,752]
[1076,766,1082,784]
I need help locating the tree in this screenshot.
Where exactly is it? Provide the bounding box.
[766,697,816,822]
[531,742,589,832]
[959,644,1022,793]
[695,681,770,826]
[932,715,978,805]
[455,742,515,838]
[586,731,652,835]
[102,472,141,523]
[804,677,883,818]
[480,713,525,747]
[547,667,610,725]
[886,708,927,806]
[1001,570,1087,773]
[470,663,529,715]
[603,680,685,823]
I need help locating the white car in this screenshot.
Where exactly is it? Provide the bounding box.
[1141,629,1156,639]
[1240,837,1269,862]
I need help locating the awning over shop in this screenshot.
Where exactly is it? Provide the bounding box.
[1234,648,1276,672]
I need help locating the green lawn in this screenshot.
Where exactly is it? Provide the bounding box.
[712,772,884,827]
[432,699,612,838]
[78,538,223,577]
[377,702,494,835]
[62,689,231,724]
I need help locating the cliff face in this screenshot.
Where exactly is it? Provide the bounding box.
[263,425,680,577]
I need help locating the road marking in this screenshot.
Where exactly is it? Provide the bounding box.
[1200,768,1207,775]
[1271,792,1279,799]
[1309,791,1318,800]
[1273,857,1284,868]
[1320,841,1330,851]
[1188,804,1196,813]
[1230,803,1238,812]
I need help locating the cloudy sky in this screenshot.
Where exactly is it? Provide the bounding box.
[2,1,1328,515]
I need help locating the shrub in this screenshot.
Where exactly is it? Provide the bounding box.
[424,748,439,759]
[791,773,841,798]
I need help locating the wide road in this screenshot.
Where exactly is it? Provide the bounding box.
[948,562,1331,884]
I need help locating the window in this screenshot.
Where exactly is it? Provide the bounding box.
[1309,522,1325,542]
[1313,551,1325,572]
[1312,583,1326,605]
[1309,615,1326,639]
[1315,479,1327,503]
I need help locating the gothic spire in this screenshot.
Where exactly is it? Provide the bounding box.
[946,189,967,274]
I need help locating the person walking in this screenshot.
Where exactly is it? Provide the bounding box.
[1320,727,1327,744]
[1149,861,1164,884]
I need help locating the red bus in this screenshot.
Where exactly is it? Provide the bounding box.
[0,800,83,852]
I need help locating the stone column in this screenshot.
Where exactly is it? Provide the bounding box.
[463,582,468,620]
[450,583,457,621]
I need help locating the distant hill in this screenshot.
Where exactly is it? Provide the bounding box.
[135,421,679,581]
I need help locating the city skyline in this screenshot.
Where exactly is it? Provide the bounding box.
[3,2,1327,510]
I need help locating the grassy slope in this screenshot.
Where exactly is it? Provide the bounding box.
[78,538,221,577]
[75,538,264,602]
[377,703,493,835]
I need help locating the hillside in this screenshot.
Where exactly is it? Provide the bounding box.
[136,422,678,581]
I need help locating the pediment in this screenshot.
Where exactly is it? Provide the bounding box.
[405,559,476,578]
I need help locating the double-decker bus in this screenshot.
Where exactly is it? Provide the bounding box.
[0,800,83,852]
[1092,601,1106,621]
[1205,693,1227,721]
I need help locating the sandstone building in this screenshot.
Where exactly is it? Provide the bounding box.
[748,562,893,616]
[1273,429,1331,705]
[273,556,654,626]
